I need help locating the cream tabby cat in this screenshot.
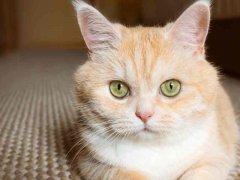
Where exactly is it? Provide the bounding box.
[73,1,239,179]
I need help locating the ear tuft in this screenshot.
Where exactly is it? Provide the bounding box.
[73,0,120,52]
[168,1,210,53]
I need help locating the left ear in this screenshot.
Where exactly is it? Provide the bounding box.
[168,1,210,53]
[73,0,121,52]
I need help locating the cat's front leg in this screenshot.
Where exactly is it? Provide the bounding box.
[114,169,149,180]
[179,164,230,180]
[79,160,148,180]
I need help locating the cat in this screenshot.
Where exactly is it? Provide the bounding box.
[72,0,239,179]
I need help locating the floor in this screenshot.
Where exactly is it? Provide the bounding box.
[0,50,239,179]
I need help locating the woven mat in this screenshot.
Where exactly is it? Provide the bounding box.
[0,51,239,179]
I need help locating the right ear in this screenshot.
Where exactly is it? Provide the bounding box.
[168,1,210,54]
[73,1,121,52]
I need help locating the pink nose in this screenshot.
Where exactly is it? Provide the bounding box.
[135,111,153,123]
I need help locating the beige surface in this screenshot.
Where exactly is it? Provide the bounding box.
[0,51,239,179]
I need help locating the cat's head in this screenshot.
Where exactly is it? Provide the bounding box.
[74,1,219,142]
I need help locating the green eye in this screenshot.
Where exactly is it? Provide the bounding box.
[160,79,181,97]
[109,81,129,99]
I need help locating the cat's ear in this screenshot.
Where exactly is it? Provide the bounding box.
[73,1,121,52]
[168,1,210,53]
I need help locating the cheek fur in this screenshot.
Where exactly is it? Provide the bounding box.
[95,86,130,111]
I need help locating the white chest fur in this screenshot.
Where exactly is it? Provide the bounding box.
[84,118,215,179]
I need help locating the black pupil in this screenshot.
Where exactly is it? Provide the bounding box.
[117,83,122,90]
[169,82,174,90]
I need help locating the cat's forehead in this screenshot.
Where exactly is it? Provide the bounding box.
[119,26,168,55]
[115,27,179,85]
[118,26,174,65]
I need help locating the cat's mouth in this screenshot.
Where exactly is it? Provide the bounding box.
[129,126,159,140]
[113,125,159,138]
[141,126,157,134]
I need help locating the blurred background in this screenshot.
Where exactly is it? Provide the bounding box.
[0,0,240,76]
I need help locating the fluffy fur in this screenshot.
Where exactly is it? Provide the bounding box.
[72,1,239,179]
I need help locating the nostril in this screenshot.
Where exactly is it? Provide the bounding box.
[135,111,153,123]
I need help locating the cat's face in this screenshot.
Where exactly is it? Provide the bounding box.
[74,1,218,142]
